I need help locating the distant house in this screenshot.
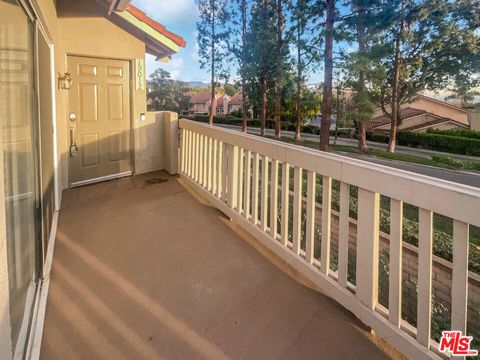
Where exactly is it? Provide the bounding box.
[216,95,231,115]
[369,94,471,132]
[228,92,244,114]
[182,92,222,116]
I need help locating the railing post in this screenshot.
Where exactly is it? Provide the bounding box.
[338,182,349,288]
[252,153,260,225]
[270,159,279,239]
[244,150,252,219]
[321,176,332,274]
[292,167,302,255]
[237,148,244,213]
[281,163,290,246]
[451,220,469,334]
[180,128,185,174]
[389,199,403,327]
[227,145,239,209]
[305,171,316,264]
[260,156,269,231]
[417,208,433,348]
[356,188,380,309]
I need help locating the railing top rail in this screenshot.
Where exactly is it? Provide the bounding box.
[180,119,480,226]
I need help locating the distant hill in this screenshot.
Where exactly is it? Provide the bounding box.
[185,81,209,88]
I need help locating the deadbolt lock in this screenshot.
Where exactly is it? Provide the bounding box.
[70,144,78,157]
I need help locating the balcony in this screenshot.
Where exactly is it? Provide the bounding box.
[40,119,480,359]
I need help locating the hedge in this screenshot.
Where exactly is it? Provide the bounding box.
[427,128,480,140]
[366,131,480,156]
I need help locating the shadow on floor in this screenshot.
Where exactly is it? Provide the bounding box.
[40,171,393,360]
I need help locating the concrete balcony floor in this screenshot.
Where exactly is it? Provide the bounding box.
[41,171,395,359]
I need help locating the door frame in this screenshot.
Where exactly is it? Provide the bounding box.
[66,54,136,188]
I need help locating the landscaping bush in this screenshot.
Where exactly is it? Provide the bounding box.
[366,131,480,156]
[427,128,480,140]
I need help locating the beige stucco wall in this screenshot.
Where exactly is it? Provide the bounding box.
[34,0,179,192]
[469,110,480,131]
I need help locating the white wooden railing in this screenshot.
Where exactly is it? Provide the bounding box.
[178,119,480,360]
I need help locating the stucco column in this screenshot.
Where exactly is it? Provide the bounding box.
[163,112,179,175]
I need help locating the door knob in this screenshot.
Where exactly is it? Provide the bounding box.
[69,112,76,121]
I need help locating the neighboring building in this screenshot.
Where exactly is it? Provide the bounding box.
[367,107,469,133]
[216,95,231,115]
[370,94,471,132]
[182,92,222,116]
[227,92,244,114]
[0,1,185,358]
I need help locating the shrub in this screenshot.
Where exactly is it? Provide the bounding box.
[427,128,480,140]
[366,131,480,156]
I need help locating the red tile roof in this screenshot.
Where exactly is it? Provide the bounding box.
[126,4,186,48]
[190,92,213,103]
[368,107,426,129]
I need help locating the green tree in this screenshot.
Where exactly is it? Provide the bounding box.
[197,0,231,125]
[341,0,394,151]
[223,83,239,96]
[245,0,277,135]
[288,0,322,140]
[376,0,480,152]
[147,69,190,112]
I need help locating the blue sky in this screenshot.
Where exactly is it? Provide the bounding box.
[131,0,324,84]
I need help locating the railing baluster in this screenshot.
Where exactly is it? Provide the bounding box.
[227,145,239,209]
[244,150,252,219]
[180,128,185,173]
[207,137,213,191]
[389,199,403,327]
[216,140,222,198]
[356,188,380,309]
[305,171,316,264]
[321,176,332,274]
[417,208,433,347]
[203,136,208,187]
[252,153,260,225]
[194,133,199,182]
[261,156,269,231]
[221,142,228,202]
[270,159,279,239]
[451,220,469,334]
[199,135,204,186]
[281,163,290,246]
[186,130,191,177]
[211,139,217,194]
[237,148,244,213]
[338,182,349,287]
[292,167,302,255]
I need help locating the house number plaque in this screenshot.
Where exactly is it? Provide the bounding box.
[135,58,145,91]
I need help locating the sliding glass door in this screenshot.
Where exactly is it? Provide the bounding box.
[0,0,41,358]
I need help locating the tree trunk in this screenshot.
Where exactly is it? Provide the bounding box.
[357,122,368,151]
[260,77,267,136]
[295,18,302,141]
[241,0,247,133]
[388,18,405,153]
[274,0,283,138]
[209,0,216,126]
[357,10,368,152]
[320,0,334,151]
